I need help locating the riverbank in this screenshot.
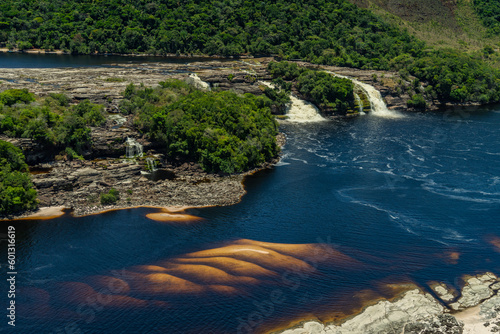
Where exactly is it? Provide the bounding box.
[0,59,286,219]
[1,130,285,219]
[273,272,500,334]
[0,58,488,219]
[0,47,251,59]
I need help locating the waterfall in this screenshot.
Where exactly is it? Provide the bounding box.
[325,71,403,118]
[108,114,127,126]
[259,81,325,123]
[125,137,143,158]
[146,158,157,172]
[286,95,326,123]
[354,92,364,114]
[187,73,211,91]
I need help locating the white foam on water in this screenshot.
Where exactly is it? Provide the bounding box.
[325,71,404,119]
[275,152,291,166]
[187,73,210,90]
[259,81,326,123]
[286,95,326,123]
[336,187,476,244]
[274,161,291,167]
[290,157,309,164]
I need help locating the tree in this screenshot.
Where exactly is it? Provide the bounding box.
[0,140,37,215]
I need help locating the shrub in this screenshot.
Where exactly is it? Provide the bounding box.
[407,94,427,109]
[0,89,35,106]
[0,140,37,215]
[105,77,125,82]
[0,92,104,155]
[71,100,106,126]
[100,188,120,205]
[47,93,70,107]
[109,188,120,199]
[0,140,28,172]
[65,147,84,161]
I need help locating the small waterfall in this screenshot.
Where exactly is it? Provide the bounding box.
[186,73,211,91]
[146,158,157,172]
[125,137,143,158]
[326,71,402,118]
[108,114,127,127]
[259,81,325,123]
[354,92,364,114]
[286,95,326,123]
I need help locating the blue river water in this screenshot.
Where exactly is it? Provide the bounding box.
[0,52,231,68]
[1,54,500,333]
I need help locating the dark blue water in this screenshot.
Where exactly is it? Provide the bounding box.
[0,52,229,68]
[1,105,500,333]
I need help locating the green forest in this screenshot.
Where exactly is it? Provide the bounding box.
[0,82,280,174]
[0,0,423,66]
[268,61,356,114]
[0,140,37,215]
[1,0,499,104]
[0,89,105,155]
[473,0,500,34]
[121,80,279,173]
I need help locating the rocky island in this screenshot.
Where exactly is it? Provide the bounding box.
[0,58,415,218]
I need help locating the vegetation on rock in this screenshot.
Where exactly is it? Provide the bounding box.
[296,71,354,114]
[100,188,120,205]
[0,88,35,106]
[402,49,500,103]
[121,79,279,173]
[268,61,355,115]
[0,140,37,215]
[0,91,105,153]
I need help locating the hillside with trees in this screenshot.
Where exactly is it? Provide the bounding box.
[1,0,499,105]
[0,0,423,68]
[473,0,500,35]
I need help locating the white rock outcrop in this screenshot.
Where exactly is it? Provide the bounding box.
[277,273,500,334]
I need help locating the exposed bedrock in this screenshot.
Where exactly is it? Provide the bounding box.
[276,272,500,334]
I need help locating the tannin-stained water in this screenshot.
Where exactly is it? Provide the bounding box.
[2,106,499,334]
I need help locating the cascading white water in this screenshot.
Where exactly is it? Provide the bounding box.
[325,71,403,118]
[125,137,143,158]
[108,114,127,126]
[187,73,211,90]
[259,81,325,123]
[146,157,157,172]
[353,92,364,114]
[285,95,326,123]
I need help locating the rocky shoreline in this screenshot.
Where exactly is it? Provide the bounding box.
[0,59,285,219]
[274,272,500,334]
[1,131,285,218]
[0,58,486,218]
[1,58,499,333]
